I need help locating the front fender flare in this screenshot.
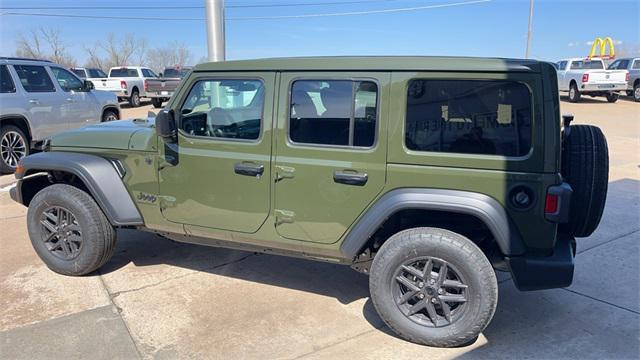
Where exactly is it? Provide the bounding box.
[340,188,525,258]
[16,152,143,226]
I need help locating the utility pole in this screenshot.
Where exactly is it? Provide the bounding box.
[205,0,225,62]
[525,0,534,58]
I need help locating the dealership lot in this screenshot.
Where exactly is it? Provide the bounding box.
[0,98,638,359]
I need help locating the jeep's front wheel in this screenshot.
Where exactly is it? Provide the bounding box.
[369,227,497,347]
[27,184,117,276]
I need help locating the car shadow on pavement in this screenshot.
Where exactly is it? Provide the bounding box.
[98,229,372,305]
[560,96,612,104]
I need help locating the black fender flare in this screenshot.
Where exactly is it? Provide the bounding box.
[340,188,525,258]
[15,152,143,226]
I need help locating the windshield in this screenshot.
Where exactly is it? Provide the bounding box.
[109,68,139,77]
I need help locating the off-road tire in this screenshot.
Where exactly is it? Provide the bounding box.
[605,92,619,103]
[369,227,498,347]
[634,83,640,102]
[152,98,163,108]
[101,109,119,122]
[128,89,141,107]
[561,125,609,237]
[1,125,29,174]
[568,82,581,103]
[27,184,117,276]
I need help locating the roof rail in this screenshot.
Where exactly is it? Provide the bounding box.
[0,57,53,62]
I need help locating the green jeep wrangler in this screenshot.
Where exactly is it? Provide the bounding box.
[10,57,609,347]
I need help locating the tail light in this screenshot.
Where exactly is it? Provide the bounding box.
[120,80,127,89]
[581,73,589,83]
[626,73,630,82]
[144,80,149,92]
[544,193,559,214]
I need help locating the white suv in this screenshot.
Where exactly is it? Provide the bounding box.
[0,57,120,173]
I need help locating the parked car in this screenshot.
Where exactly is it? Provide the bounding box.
[556,58,628,102]
[0,57,120,173]
[607,57,640,102]
[146,66,193,108]
[94,66,158,107]
[10,57,608,348]
[70,67,108,81]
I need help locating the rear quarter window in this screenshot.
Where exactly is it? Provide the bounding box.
[405,79,532,157]
[0,65,16,93]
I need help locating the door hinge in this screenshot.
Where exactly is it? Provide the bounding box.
[274,209,295,226]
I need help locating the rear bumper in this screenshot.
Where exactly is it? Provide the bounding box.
[147,91,173,99]
[580,83,627,92]
[506,235,575,291]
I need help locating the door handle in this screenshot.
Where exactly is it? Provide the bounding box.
[333,170,368,186]
[28,99,40,105]
[65,98,75,103]
[234,162,264,177]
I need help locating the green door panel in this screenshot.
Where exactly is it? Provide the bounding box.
[273,72,390,244]
[158,72,276,233]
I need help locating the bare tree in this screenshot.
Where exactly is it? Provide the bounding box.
[83,44,105,70]
[147,42,193,73]
[93,33,148,70]
[16,27,76,67]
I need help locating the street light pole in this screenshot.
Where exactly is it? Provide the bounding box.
[205,0,225,62]
[525,0,534,59]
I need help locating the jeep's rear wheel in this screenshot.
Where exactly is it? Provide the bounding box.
[369,227,497,347]
[561,125,609,237]
[27,184,117,276]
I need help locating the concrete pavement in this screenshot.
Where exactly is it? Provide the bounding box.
[0,97,638,359]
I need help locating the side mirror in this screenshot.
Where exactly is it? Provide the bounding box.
[83,80,94,91]
[159,73,163,77]
[156,109,177,143]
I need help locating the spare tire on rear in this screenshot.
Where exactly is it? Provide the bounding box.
[561,125,609,237]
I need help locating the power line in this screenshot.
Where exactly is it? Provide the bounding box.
[0,0,406,10]
[0,0,492,21]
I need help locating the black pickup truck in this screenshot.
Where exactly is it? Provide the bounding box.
[146,66,192,108]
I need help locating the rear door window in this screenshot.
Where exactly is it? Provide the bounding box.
[0,65,16,93]
[13,65,55,92]
[289,80,378,147]
[405,79,532,157]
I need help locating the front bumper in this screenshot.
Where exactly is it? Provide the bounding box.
[506,235,575,291]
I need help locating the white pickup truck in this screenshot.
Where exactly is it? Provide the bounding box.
[94,66,158,107]
[556,58,628,103]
